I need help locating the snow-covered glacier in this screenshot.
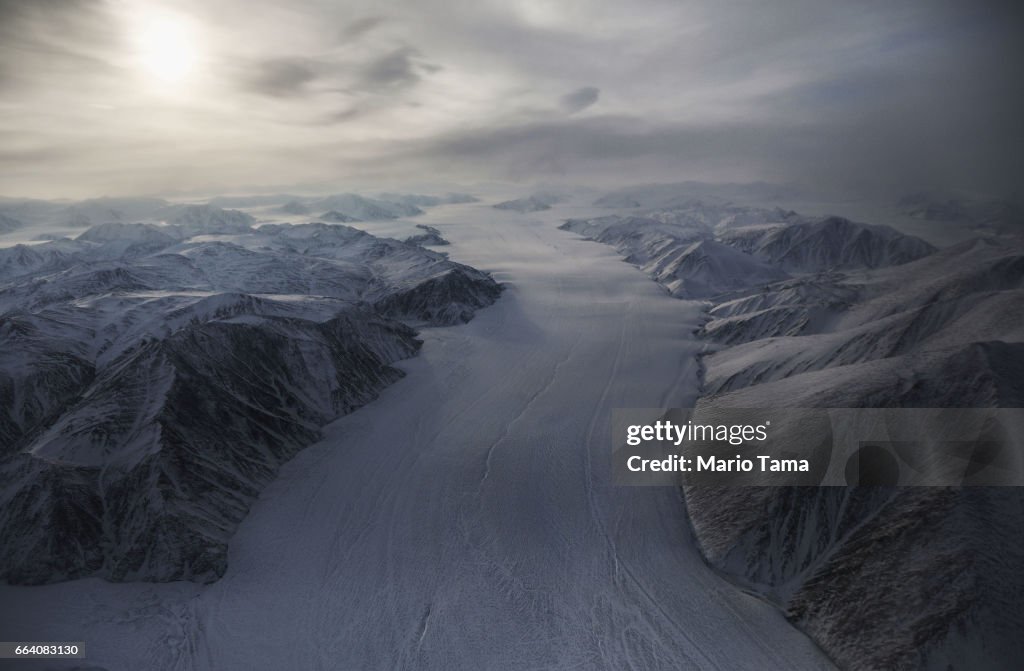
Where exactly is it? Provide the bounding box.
[0,214,501,585]
[562,197,1024,670]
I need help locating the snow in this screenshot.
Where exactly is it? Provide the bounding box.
[0,200,833,670]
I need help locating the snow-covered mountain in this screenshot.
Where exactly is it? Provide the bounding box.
[309,193,423,220]
[717,215,936,272]
[562,197,1024,670]
[561,203,934,298]
[404,224,449,247]
[561,213,780,298]
[158,203,256,234]
[0,191,466,232]
[0,221,501,584]
[278,199,310,215]
[0,197,259,237]
[698,237,1023,399]
[493,196,554,213]
[62,197,171,228]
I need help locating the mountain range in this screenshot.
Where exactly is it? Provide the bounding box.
[0,217,501,584]
[562,197,1024,670]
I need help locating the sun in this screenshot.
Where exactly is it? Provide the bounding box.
[130,9,199,84]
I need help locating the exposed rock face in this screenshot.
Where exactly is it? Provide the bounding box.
[0,222,501,585]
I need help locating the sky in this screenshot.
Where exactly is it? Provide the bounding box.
[0,0,1021,199]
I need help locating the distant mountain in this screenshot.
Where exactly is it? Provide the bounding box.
[0,197,257,233]
[62,197,170,227]
[404,224,449,247]
[310,193,423,220]
[593,181,802,209]
[493,196,552,213]
[718,215,936,272]
[0,192,462,230]
[561,203,934,299]
[76,222,179,258]
[0,221,501,585]
[158,204,255,235]
[898,192,1023,236]
[278,199,310,215]
[562,215,784,298]
[319,210,362,223]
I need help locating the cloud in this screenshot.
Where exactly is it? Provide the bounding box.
[368,99,1024,195]
[560,86,599,113]
[341,15,387,40]
[0,0,121,90]
[1,0,1022,199]
[356,47,424,91]
[244,58,319,97]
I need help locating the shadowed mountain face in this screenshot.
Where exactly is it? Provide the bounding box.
[0,220,501,584]
[564,197,1024,670]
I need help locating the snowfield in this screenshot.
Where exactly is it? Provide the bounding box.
[0,201,833,670]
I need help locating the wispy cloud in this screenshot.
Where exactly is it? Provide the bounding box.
[342,15,387,40]
[560,86,599,113]
[244,57,319,97]
[356,47,425,91]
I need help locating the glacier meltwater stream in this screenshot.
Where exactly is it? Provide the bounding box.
[0,202,834,670]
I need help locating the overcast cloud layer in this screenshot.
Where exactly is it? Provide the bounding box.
[0,0,1021,198]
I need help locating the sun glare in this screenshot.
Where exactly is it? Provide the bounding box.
[131,9,199,85]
